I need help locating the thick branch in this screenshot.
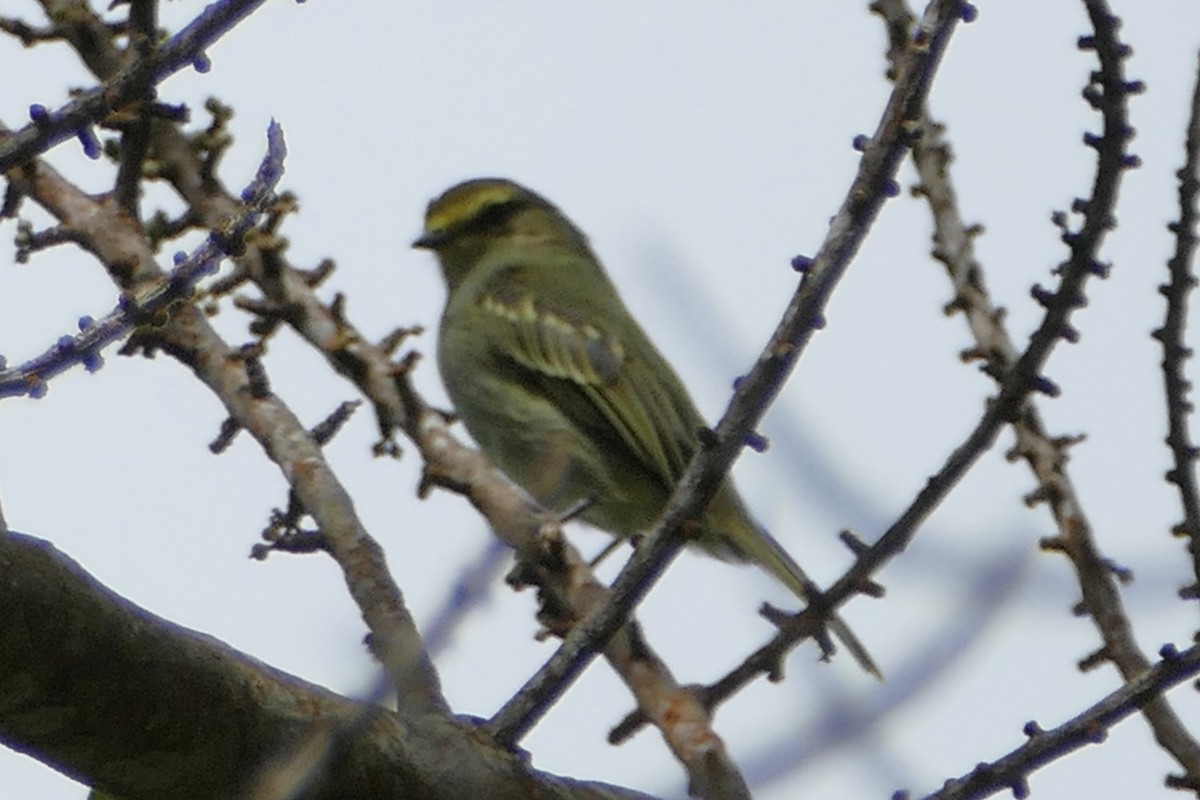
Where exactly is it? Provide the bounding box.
[0,531,655,800]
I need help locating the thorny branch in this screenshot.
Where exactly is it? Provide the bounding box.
[0,0,270,172]
[1157,49,1200,597]
[917,644,1200,800]
[878,0,1200,791]
[0,121,287,398]
[880,0,1200,792]
[605,3,1161,778]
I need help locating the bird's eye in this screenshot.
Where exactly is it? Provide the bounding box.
[468,200,519,233]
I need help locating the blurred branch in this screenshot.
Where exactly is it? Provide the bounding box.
[0,120,286,399]
[729,545,1031,792]
[423,539,508,658]
[0,0,268,171]
[1156,49,1200,596]
[916,644,1200,800]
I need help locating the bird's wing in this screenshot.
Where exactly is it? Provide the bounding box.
[476,272,698,485]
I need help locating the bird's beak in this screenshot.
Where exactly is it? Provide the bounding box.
[412,230,445,250]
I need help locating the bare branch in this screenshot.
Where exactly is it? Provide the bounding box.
[879,0,1200,789]
[916,644,1200,800]
[0,531,656,800]
[0,120,286,399]
[0,0,269,170]
[11,146,448,717]
[643,0,1144,746]
[1155,49,1200,594]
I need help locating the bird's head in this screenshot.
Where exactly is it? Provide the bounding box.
[414,178,589,289]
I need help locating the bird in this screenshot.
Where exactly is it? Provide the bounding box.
[413,177,878,678]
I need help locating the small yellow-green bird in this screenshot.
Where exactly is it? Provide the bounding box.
[414,178,877,678]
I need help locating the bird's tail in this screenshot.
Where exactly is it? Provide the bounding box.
[706,485,882,680]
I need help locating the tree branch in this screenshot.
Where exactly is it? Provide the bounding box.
[916,644,1200,800]
[633,0,1147,746]
[487,0,969,749]
[1156,49,1200,597]
[9,142,448,716]
[880,0,1200,790]
[0,120,286,399]
[0,531,656,800]
[0,0,269,171]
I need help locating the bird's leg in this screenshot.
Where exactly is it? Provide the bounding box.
[588,536,624,569]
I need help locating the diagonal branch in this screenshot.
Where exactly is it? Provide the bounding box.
[915,1,1200,789]
[641,0,1146,745]
[485,0,969,750]
[878,0,1200,790]
[0,0,271,171]
[0,120,286,399]
[918,644,1200,800]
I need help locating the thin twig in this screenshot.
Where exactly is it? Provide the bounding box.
[917,644,1200,800]
[1157,49,1200,593]
[0,0,269,171]
[0,121,286,399]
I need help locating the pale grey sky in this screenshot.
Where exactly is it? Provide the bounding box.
[2,3,1199,798]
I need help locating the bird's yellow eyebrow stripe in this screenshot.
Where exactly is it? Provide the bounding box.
[424,184,520,234]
